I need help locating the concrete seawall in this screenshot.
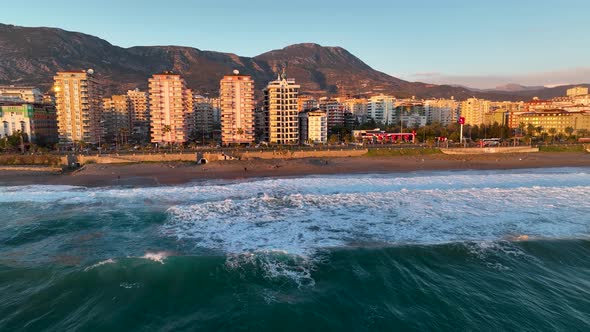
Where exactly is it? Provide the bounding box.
[61,149,369,165]
[60,153,198,166]
[440,147,539,155]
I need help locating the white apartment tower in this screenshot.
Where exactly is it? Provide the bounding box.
[367,95,396,125]
[264,74,300,145]
[299,109,327,144]
[148,72,193,144]
[220,71,255,145]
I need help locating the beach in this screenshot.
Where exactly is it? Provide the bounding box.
[0,152,589,187]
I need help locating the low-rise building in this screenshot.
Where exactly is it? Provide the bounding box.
[299,109,327,144]
[0,86,43,104]
[0,103,58,145]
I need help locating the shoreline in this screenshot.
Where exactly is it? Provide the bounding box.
[0,152,589,187]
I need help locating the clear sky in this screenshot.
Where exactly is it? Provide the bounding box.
[2,0,589,88]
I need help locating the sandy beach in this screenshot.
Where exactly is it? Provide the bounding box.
[0,152,589,187]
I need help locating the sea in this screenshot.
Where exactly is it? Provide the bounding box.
[1,167,590,331]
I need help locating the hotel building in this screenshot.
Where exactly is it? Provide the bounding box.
[220,71,255,145]
[53,70,102,144]
[148,72,193,144]
[264,75,300,145]
[516,109,590,136]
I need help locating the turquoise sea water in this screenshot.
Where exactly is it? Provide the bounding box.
[1,168,590,331]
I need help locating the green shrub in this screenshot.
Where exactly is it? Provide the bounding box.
[538,145,584,153]
[0,154,61,166]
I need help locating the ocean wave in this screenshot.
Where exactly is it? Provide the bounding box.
[162,185,590,256]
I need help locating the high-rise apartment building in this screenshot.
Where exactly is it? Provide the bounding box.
[127,89,150,123]
[567,86,589,97]
[424,99,460,125]
[264,75,300,145]
[193,94,216,141]
[344,98,368,124]
[126,89,150,142]
[460,98,491,125]
[298,95,318,112]
[53,70,102,144]
[102,95,132,144]
[220,71,255,145]
[148,72,193,144]
[366,95,396,124]
[319,98,346,131]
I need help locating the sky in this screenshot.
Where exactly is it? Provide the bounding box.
[1,0,589,89]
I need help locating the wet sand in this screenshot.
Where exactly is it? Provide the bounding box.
[0,152,589,187]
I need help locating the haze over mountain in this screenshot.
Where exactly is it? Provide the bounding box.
[493,84,546,92]
[0,23,586,101]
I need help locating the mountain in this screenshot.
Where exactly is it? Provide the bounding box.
[0,23,578,101]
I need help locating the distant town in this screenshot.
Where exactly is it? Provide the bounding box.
[1,69,589,152]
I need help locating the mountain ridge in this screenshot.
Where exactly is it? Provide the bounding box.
[0,23,586,101]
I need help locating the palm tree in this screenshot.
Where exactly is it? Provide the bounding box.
[527,123,535,137]
[518,122,526,137]
[162,125,172,143]
[535,126,544,136]
[548,128,557,144]
[564,127,574,140]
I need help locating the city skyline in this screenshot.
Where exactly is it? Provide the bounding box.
[1,0,589,89]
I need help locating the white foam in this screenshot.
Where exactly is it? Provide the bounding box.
[84,258,116,271]
[139,251,171,264]
[162,185,590,256]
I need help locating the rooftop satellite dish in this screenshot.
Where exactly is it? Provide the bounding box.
[233,69,240,75]
[87,69,95,75]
